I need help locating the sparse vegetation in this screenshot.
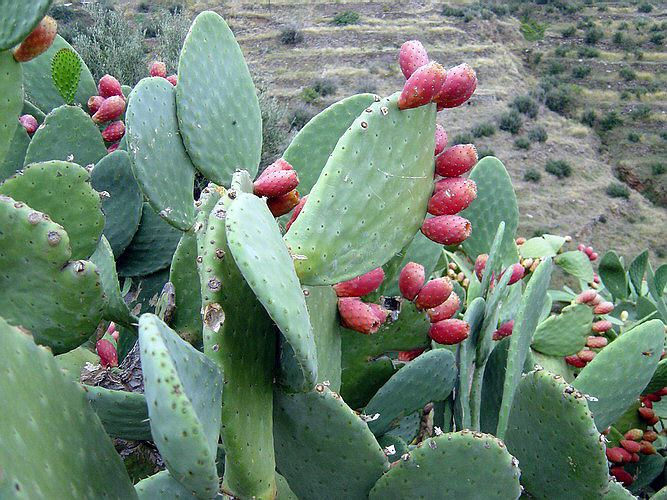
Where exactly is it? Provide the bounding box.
[544,85,574,115]
[619,67,637,81]
[651,163,666,176]
[288,103,316,131]
[638,3,653,13]
[520,18,547,41]
[571,65,591,79]
[452,132,475,145]
[528,126,548,143]
[514,137,531,149]
[606,183,630,199]
[280,27,304,45]
[511,95,539,118]
[628,132,641,143]
[598,111,623,132]
[472,122,497,138]
[561,25,577,38]
[498,110,523,134]
[331,11,360,26]
[524,168,542,183]
[583,26,604,45]
[545,160,572,179]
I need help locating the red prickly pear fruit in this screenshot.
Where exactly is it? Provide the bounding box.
[577,244,586,252]
[13,16,57,62]
[337,297,382,334]
[516,237,527,245]
[253,170,299,198]
[421,215,471,246]
[505,263,525,285]
[640,440,657,454]
[630,453,640,463]
[429,319,470,345]
[333,267,385,297]
[590,294,603,306]
[624,429,644,441]
[428,177,477,216]
[585,246,594,256]
[96,339,118,368]
[88,95,104,114]
[150,61,167,78]
[105,322,117,335]
[101,120,125,142]
[606,447,626,464]
[92,96,126,124]
[107,143,119,153]
[594,302,614,315]
[492,320,514,341]
[658,387,667,396]
[267,190,300,217]
[642,399,653,409]
[434,63,477,110]
[616,447,633,463]
[398,62,447,110]
[564,354,586,368]
[98,74,123,98]
[398,348,426,362]
[18,115,38,135]
[398,262,425,301]
[259,158,294,179]
[434,124,448,156]
[643,430,658,442]
[576,290,598,304]
[415,277,453,310]
[610,467,633,487]
[428,292,461,322]
[592,320,612,333]
[576,349,596,363]
[620,440,641,454]
[593,274,601,284]
[586,336,608,349]
[368,303,389,325]
[589,252,598,261]
[474,254,488,281]
[435,144,478,177]
[399,40,429,80]
[646,393,660,402]
[166,74,178,86]
[638,407,655,421]
[285,195,307,232]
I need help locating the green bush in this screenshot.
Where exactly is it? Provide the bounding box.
[606,183,630,199]
[545,60,566,75]
[332,11,360,26]
[627,132,641,143]
[452,132,476,145]
[511,95,539,118]
[514,137,531,149]
[650,33,665,46]
[598,111,623,132]
[441,5,465,17]
[578,46,600,58]
[528,126,548,143]
[153,9,191,73]
[312,78,338,97]
[520,18,547,41]
[477,148,495,159]
[524,168,542,183]
[545,159,572,179]
[651,162,666,175]
[638,2,653,13]
[258,91,289,166]
[554,46,569,57]
[301,87,319,103]
[619,67,636,81]
[498,110,523,134]
[280,27,304,45]
[288,103,316,131]
[629,104,651,120]
[561,25,577,38]
[584,26,604,45]
[472,122,497,138]
[572,65,591,79]
[544,85,573,114]
[581,109,597,127]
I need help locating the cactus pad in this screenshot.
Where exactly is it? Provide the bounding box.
[84,385,151,441]
[599,250,629,300]
[0,0,52,50]
[274,385,388,499]
[176,11,262,185]
[555,251,595,283]
[531,303,594,356]
[169,231,202,346]
[90,150,143,257]
[0,317,137,498]
[282,93,377,194]
[1,160,104,259]
[369,431,522,499]
[284,92,436,285]
[365,349,457,436]
[644,358,667,394]
[51,48,81,105]
[0,126,30,181]
[0,51,23,167]
[24,105,107,167]
[573,319,664,430]
[225,192,317,391]
[126,77,195,231]
[135,471,194,499]
[504,369,609,499]
[139,314,222,498]
[0,195,104,353]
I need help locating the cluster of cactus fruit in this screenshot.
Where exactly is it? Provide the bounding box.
[2,3,667,499]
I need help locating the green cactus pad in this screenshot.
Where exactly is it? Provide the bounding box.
[169,231,202,346]
[274,385,388,500]
[643,358,667,394]
[51,48,81,105]
[604,481,637,499]
[0,122,30,182]
[130,269,170,315]
[0,195,104,353]
[275,473,298,500]
[377,434,409,462]
[23,35,96,112]
[139,314,222,498]
[555,251,595,283]
[504,369,609,499]
[83,385,151,441]
[89,236,136,327]
[0,51,23,167]
[90,150,143,257]
[365,349,457,436]
[341,300,431,409]
[22,100,45,122]
[176,11,262,185]
[531,303,594,356]
[369,431,522,499]
[457,296,487,429]
[1,160,104,259]
[126,77,195,231]
[200,195,277,499]
[497,258,553,438]
[625,453,665,494]
[24,105,107,167]
[282,93,377,194]
[284,92,436,285]
[135,471,195,499]
[599,250,629,300]
[518,234,566,258]
[573,319,664,430]
[0,0,52,50]
[225,192,317,391]
[0,317,137,499]
[628,250,648,294]
[460,156,519,266]
[54,346,99,382]
[117,203,183,277]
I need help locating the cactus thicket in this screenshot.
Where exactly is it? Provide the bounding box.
[1,3,667,499]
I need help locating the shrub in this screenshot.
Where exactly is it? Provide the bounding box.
[584,26,604,45]
[520,18,547,41]
[301,87,319,103]
[545,159,572,178]
[619,67,636,81]
[651,162,666,175]
[545,60,566,75]
[561,25,577,38]
[554,46,569,57]
[441,5,465,17]
[606,183,630,199]
[153,9,191,73]
[288,103,316,131]
[544,85,573,114]
[572,65,591,79]
[598,111,623,132]
[472,122,497,138]
[524,168,542,182]
[578,46,600,58]
[627,132,641,143]
[528,126,548,143]
[581,110,597,127]
[514,137,531,149]
[332,11,360,26]
[638,3,653,13]
[629,104,651,120]
[258,91,288,167]
[280,27,304,45]
[511,95,539,118]
[312,78,338,97]
[452,132,476,145]
[477,148,495,159]
[650,33,664,46]
[498,110,523,134]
